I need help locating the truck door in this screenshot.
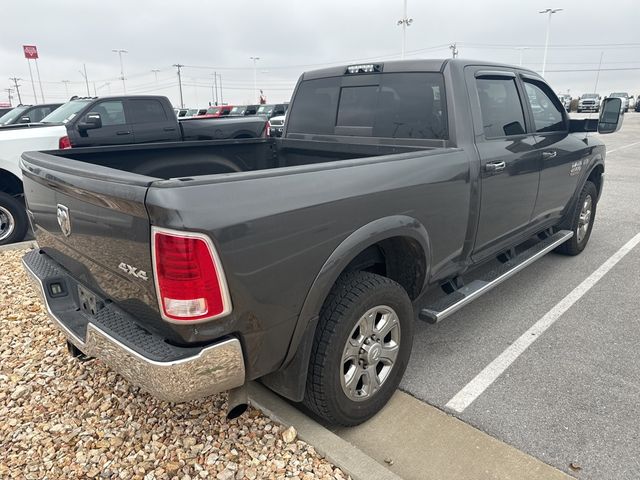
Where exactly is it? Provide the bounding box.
[519,76,581,223]
[72,100,134,147]
[466,69,540,260]
[127,98,181,143]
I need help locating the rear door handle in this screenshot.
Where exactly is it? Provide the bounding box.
[542,151,557,160]
[485,161,506,172]
[116,130,131,136]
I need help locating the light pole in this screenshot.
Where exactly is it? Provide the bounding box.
[396,0,413,59]
[61,80,71,97]
[539,8,562,77]
[9,77,23,104]
[151,69,160,88]
[250,57,260,103]
[173,64,185,108]
[112,49,128,93]
[516,47,530,66]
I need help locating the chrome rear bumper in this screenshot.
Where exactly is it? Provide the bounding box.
[22,249,245,403]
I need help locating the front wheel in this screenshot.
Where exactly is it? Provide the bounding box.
[555,181,597,255]
[0,192,28,245]
[304,271,414,426]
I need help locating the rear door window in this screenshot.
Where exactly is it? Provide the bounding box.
[128,99,168,124]
[476,77,527,138]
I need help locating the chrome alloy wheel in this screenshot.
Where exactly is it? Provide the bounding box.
[577,195,593,244]
[340,305,401,401]
[0,206,15,242]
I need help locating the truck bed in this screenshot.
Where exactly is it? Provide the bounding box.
[31,138,428,180]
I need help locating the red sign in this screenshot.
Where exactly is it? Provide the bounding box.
[23,45,39,59]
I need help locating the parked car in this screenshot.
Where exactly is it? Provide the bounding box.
[577,93,601,113]
[557,93,572,112]
[0,103,62,126]
[193,108,208,117]
[269,114,286,137]
[183,108,199,118]
[243,105,259,115]
[204,105,234,118]
[229,105,247,116]
[20,59,623,426]
[0,95,269,244]
[0,107,13,117]
[608,92,630,112]
[174,108,189,118]
[255,103,289,119]
[636,95,640,112]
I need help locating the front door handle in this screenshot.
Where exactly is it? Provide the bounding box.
[542,151,557,160]
[116,130,131,136]
[485,161,506,173]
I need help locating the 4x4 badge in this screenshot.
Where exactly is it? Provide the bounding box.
[56,204,71,237]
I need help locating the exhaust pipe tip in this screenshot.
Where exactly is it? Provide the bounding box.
[226,386,248,420]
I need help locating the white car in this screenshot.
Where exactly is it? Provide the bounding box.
[0,101,89,244]
[269,114,286,137]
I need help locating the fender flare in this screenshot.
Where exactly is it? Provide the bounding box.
[261,214,432,401]
[560,156,604,227]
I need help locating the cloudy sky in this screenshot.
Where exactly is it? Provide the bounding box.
[2,0,638,108]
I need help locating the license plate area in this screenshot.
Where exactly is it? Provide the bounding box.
[78,285,104,317]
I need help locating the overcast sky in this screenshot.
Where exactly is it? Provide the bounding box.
[2,0,639,108]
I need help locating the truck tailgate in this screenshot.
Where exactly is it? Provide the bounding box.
[21,151,161,326]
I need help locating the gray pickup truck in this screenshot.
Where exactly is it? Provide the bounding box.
[21,59,623,426]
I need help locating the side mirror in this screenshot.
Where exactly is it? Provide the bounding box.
[78,112,102,131]
[598,98,623,134]
[18,116,31,124]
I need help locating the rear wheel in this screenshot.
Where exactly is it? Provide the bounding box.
[304,271,414,426]
[555,181,597,255]
[0,192,28,245]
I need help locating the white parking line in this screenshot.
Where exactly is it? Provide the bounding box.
[445,232,640,413]
[607,140,640,154]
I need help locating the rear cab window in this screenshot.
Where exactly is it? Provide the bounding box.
[287,72,448,140]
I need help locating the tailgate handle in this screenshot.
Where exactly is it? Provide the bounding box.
[116,130,131,136]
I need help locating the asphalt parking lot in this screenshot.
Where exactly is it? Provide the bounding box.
[398,112,640,479]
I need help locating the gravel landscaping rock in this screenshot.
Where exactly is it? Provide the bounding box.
[0,248,350,480]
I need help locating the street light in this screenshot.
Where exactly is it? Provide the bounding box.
[112,49,128,93]
[516,47,530,66]
[539,8,562,77]
[250,57,260,102]
[396,0,413,59]
[151,69,160,87]
[61,80,71,97]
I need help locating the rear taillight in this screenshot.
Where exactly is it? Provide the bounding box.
[265,121,271,138]
[152,228,231,322]
[58,136,71,149]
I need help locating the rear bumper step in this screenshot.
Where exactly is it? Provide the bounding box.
[22,249,245,403]
[419,230,573,323]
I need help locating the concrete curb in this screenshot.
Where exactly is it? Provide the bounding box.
[0,240,37,252]
[247,382,401,480]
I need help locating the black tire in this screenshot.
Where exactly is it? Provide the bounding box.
[0,191,28,246]
[555,181,598,256]
[304,271,414,426]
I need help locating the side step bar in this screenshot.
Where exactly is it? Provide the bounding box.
[419,230,573,324]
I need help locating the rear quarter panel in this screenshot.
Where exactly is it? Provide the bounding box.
[145,149,472,378]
